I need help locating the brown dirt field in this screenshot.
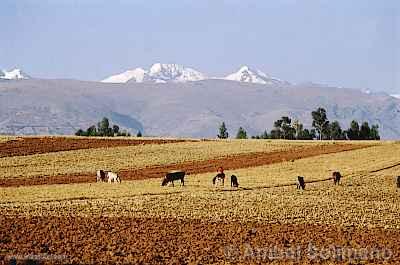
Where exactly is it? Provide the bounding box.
[0,137,195,158]
[0,143,373,187]
[0,216,398,264]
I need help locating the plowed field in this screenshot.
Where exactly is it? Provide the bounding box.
[1,216,398,264]
[0,136,194,158]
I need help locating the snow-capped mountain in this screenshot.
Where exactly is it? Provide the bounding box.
[224,66,286,85]
[391,94,400,99]
[0,68,30,80]
[101,68,147,83]
[101,63,206,83]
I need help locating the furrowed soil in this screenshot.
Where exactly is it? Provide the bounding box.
[0,216,397,265]
[0,143,372,187]
[0,137,194,158]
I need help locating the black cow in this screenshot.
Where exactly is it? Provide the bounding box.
[297,176,305,190]
[332,171,342,185]
[161,171,185,186]
[96,170,107,182]
[213,173,225,186]
[230,175,239,187]
[397,176,400,188]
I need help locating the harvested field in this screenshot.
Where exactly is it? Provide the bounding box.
[0,142,373,187]
[1,139,319,180]
[1,138,399,264]
[0,216,398,265]
[0,136,194,158]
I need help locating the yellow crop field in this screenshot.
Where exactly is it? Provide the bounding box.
[1,138,399,264]
[0,139,353,179]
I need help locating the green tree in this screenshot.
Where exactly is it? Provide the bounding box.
[112,125,120,135]
[217,122,229,139]
[359,122,371,140]
[311,107,329,140]
[370,124,380,140]
[236,127,248,139]
[75,129,85,136]
[97,117,110,136]
[346,120,360,140]
[136,130,142,137]
[329,121,344,140]
[272,116,295,139]
[86,125,97,137]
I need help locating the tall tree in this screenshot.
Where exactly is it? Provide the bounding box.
[370,124,380,140]
[359,122,371,140]
[329,121,344,140]
[311,107,329,140]
[346,120,360,140]
[236,127,248,139]
[217,122,229,139]
[112,125,120,135]
[98,117,110,136]
[292,119,302,140]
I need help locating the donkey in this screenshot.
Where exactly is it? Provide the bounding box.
[107,171,121,183]
[161,171,185,187]
[297,176,305,190]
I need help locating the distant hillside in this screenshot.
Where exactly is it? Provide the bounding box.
[0,79,399,139]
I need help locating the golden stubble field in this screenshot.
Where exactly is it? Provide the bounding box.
[1,140,399,229]
[1,137,399,264]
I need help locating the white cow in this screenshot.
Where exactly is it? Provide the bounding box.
[107,171,121,183]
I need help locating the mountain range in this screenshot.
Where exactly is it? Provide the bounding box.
[0,64,399,139]
[101,63,284,85]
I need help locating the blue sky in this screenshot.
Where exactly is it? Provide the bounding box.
[1,0,398,93]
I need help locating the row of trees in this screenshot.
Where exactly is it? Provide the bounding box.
[218,107,380,140]
[75,117,142,137]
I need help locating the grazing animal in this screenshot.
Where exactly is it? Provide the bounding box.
[213,173,225,186]
[213,167,225,186]
[107,171,121,183]
[230,175,239,187]
[161,171,185,186]
[332,171,342,185]
[397,176,400,188]
[297,176,305,190]
[96,170,106,182]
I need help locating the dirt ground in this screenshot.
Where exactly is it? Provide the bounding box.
[0,137,194,158]
[0,143,372,187]
[0,216,397,265]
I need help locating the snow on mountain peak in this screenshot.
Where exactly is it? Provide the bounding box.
[225,65,284,85]
[101,68,147,83]
[0,68,30,80]
[149,63,200,82]
[101,63,206,84]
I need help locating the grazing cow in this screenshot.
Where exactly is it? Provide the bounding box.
[230,175,239,187]
[297,176,305,190]
[96,170,106,182]
[332,171,342,185]
[212,167,225,186]
[397,176,400,188]
[107,171,121,183]
[161,171,185,186]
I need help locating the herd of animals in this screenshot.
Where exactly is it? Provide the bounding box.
[94,167,396,189]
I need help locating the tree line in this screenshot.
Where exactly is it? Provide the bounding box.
[75,117,142,137]
[218,107,380,140]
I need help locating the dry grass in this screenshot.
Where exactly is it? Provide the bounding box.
[0,139,350,180]
[0,135,17,143]
[1,141,399,229]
